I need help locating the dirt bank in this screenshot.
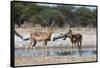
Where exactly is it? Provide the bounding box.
[15,55,97,66]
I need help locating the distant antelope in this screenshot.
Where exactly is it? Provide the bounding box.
[63,29,82,55]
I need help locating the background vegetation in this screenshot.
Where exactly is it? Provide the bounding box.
[14,2,97,28]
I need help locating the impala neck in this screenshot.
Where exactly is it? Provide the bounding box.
[68,29,73,38]
[48,32,53,41]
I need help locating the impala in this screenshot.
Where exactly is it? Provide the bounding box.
[63,29,83,56]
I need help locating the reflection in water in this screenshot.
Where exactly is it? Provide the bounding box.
[15,48,96,57]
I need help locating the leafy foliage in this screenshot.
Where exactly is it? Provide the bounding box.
[14,2,97,28]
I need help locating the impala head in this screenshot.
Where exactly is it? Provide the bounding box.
[61,27,73,40]
[65,26,72,38]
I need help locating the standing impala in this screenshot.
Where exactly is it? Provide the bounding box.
[23,31,53,56]
[28,32,52,48]
[63,28,82,56]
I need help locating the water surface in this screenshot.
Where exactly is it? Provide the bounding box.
[15,48,96,57]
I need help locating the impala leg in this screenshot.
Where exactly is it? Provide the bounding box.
[29,38,33,49]
[73,43,77,55]
[32,40,37,56]
[32,40,37,47]
[29,33,33,49]
[44,41,48,56]
[79,41,82,56]
[33,46,36,56]
[72,43,74,49]
[75,43,77,49]
[44,46,47,56]
[43,46,46,56]
[71,43,74,56]
[77,42,82,56]
[59,43,62,52]
[77,42,80,55]
[25,45,28,53]
[26,38,33,54]
[80,40,82,51]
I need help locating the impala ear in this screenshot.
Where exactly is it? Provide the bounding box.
[68,26,71,30]
[68,26,71,32]
[69,29,72,33]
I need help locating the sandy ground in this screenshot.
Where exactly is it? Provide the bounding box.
[15,55,97,66]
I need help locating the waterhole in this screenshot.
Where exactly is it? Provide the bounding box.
[15,48,96,57]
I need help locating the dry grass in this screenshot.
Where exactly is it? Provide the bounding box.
[15,55,97,66]
[15,27,97,48]
[15,27,96,33]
